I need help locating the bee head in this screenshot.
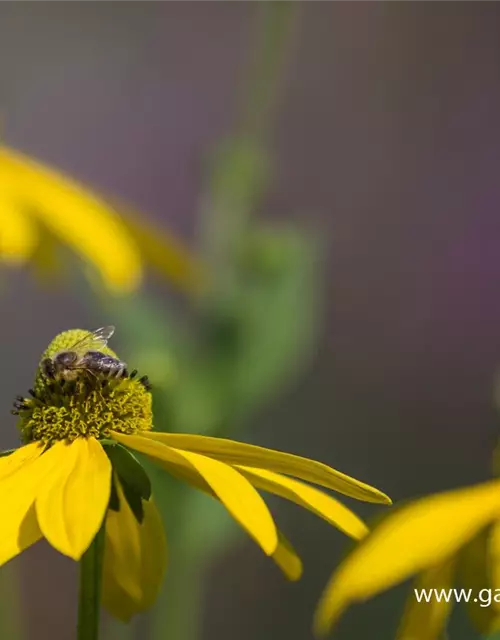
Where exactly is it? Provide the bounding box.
[54,351,78,368]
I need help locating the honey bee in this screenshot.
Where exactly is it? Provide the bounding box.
[41,326,127,383]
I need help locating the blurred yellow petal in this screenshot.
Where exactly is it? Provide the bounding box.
[1,146,142,292]
[141,432,390,504]
[397,559,455,640]
[0,206,37,264]
[459,523,500,635]
[314,480,500,635]
[36,438,111,560]
[102,480,166,622]
[118,207,206,294]
[272,530,303,581]
[112,432,278,555]
[29,223,65,285]
[490,519,500,607]
[238,466,368,540]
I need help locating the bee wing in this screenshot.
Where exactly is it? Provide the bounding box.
[68,326,116,357]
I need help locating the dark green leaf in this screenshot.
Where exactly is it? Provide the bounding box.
[120,479,144,524]
[104,443,151,501]
[108,477,120,512]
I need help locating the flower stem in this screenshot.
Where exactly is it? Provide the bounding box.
[0,562,24,640]
[238,2,300,142]
[77,520,106,640]
[199,4,299,278]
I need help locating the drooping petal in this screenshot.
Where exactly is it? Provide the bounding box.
[314,480,500,635]
[1,146,142,293]
[140,432,390,504]
[238,466,368,540]
[112,432,278,555]
[396,558,455,640]
[272,531,303,581]
[36,438,111,560]
[102,479,166,622]
[0,447,50,565]
[0,205,37,264]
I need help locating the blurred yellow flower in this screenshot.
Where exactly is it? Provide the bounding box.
[0,145,203,294]
[5,327,391,622]
[314,479,500,639]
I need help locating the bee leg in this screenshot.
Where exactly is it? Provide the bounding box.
[41,358,56,381]
[110,364,125,379]
[79,368,106,402]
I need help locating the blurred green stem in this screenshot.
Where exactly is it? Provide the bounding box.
[151,538,205,640]
[151,482,206,640]
[0,562,24,640]
[201,3,300,291]
[238,2,300,142]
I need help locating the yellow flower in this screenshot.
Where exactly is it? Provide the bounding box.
[6,328,391,622]
[314,479,500,639]
[0,145,203,294]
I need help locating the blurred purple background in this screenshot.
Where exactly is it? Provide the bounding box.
[2,3,500,639]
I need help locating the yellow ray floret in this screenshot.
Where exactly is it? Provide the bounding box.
[35,438,111,558]
[314,479,500,636]
[102,478,166,622]
[0,145,207,294]
[1,146,143,292]
[139,431,391,505]
[0,205,38,264]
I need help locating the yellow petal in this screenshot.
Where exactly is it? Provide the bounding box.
[112,432,278,555]
[238,466,368,540]
[0,206,37,264]
[459,524,500,635]
[314,480,500,635]
[1,146,142,293]
[140,432,390,505]
[397,558,455,640]
[0,443,44,480]
[36,438,111,560]
[0,444,49,565]
[272,530,303,581]
[102,479,166,622]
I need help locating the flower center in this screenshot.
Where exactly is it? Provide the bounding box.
[13,329,153,445]
[15,374,152,445]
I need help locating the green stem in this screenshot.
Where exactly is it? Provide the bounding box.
[77,521,106,640]
[238,2,300,142]
[200,3,301,286]
[0,562,24,640]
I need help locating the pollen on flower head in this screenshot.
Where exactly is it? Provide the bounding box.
[14,329,153,445]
